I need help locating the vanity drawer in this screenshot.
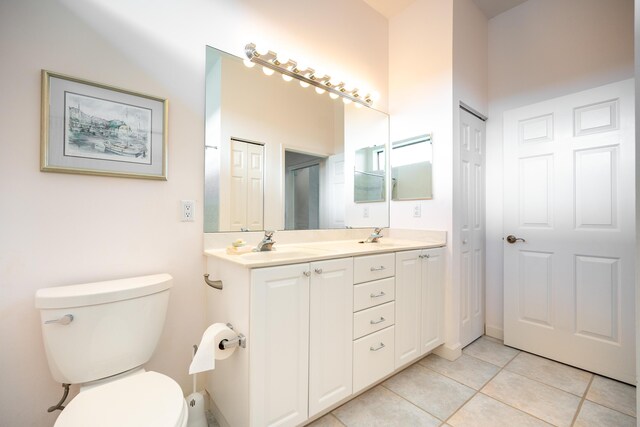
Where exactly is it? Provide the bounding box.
[353,326,395,392]
[353,302,395,340]
[354,253,395,284]
[353,277,395,311]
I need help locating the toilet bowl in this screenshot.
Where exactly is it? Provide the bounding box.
[35,274,187,427]
[55,370,187,427]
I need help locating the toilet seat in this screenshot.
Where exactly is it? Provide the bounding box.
[54,371,187,427]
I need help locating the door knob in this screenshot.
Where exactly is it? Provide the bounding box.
[506,235,526,244]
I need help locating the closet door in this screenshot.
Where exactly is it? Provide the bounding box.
[229,140,247,231]
[230,140,264,231]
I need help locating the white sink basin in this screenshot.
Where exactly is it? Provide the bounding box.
[240,246,335,262]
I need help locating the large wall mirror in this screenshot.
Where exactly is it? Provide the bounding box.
[391,134,433,200]
[204,46,390,232]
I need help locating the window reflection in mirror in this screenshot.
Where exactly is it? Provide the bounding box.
[354,145,386,202]
[391,134,433,200]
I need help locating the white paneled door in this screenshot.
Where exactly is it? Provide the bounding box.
[230,139,264,231]
[459,108,486,348]
[503,80,635,384]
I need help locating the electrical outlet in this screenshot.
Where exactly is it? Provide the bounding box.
[413,204,421,218]
[181,200,195,222]
[363,207,370,218]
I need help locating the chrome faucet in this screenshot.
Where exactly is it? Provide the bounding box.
[254,230,276,251]
[364,227,383,243]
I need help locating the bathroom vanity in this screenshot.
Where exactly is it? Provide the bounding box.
[204,237,445,427]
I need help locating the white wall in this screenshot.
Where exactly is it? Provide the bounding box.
[389,0,454,232]
[485,0,634,337]
[0,1,388,425]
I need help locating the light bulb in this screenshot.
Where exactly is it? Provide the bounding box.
[343,98,352,105]
[370,91,380,101]
[275,56,289,66]
[355,102,363,108]
[329,93,339,100]
[315,87,326,95]
[300,81,310,88]
[282,74,293,82]
[262,66,274,76]
[243,59,255,68]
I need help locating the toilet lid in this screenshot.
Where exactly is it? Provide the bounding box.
[55,371,187,427]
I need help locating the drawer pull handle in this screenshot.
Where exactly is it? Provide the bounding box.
[370,317,385,325]
[370,266,386,272]
[370,291,386,298]
[370,343,385,352]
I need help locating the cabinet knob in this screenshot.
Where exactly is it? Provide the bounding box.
[314,268,323,274]
[369,343,385,352]
[370,317,386,325]
[303,271,311,277]
[419,254,430,259]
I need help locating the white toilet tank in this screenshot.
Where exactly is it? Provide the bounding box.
[35,274,172,385]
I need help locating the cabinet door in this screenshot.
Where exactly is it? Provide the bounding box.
[308,258,353,417]
[421,247,445,355]
[250,264,310,427]
[394,250,422,368]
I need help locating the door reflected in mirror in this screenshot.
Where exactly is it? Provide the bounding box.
[391,134,433,200]
[354,145,386,203]
[285,151,326,230]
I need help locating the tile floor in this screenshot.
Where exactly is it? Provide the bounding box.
[307,336,637,427]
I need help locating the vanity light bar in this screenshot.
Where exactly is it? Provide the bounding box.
[244,43,373,107]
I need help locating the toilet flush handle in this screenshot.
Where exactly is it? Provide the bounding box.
[44,314,74,325]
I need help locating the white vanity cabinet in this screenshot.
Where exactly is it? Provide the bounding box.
[394,247,445,369]
[205,240,446,427]
[250,257,353,426]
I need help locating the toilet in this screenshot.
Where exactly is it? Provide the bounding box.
[35,274,188,427]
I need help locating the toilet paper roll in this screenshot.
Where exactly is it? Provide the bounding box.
[189,323,237,374]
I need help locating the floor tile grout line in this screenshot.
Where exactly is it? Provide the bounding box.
[569,375,595,427]
[462,342,562,426]
[328,412,348,427]
[417,358,500,391]
[460,348,566,427]
[501,364,593,398]
[378,382,448,423]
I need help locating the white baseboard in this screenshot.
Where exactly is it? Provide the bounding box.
[433,342,462,361]
[485,325,504,340]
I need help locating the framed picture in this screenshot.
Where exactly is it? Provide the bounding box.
[41,70,168,180]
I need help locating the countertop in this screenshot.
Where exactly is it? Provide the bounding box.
[204,238,446,268]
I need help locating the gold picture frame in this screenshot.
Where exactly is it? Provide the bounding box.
[41,70,168,180]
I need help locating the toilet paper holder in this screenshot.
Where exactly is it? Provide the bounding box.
[219,323,246,350]
[203,274,223,290]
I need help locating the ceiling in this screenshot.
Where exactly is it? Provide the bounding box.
[362,0,528,19]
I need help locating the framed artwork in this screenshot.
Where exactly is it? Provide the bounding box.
[41,70,168,180]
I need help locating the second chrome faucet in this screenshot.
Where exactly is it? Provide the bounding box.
[254,230,276,251]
